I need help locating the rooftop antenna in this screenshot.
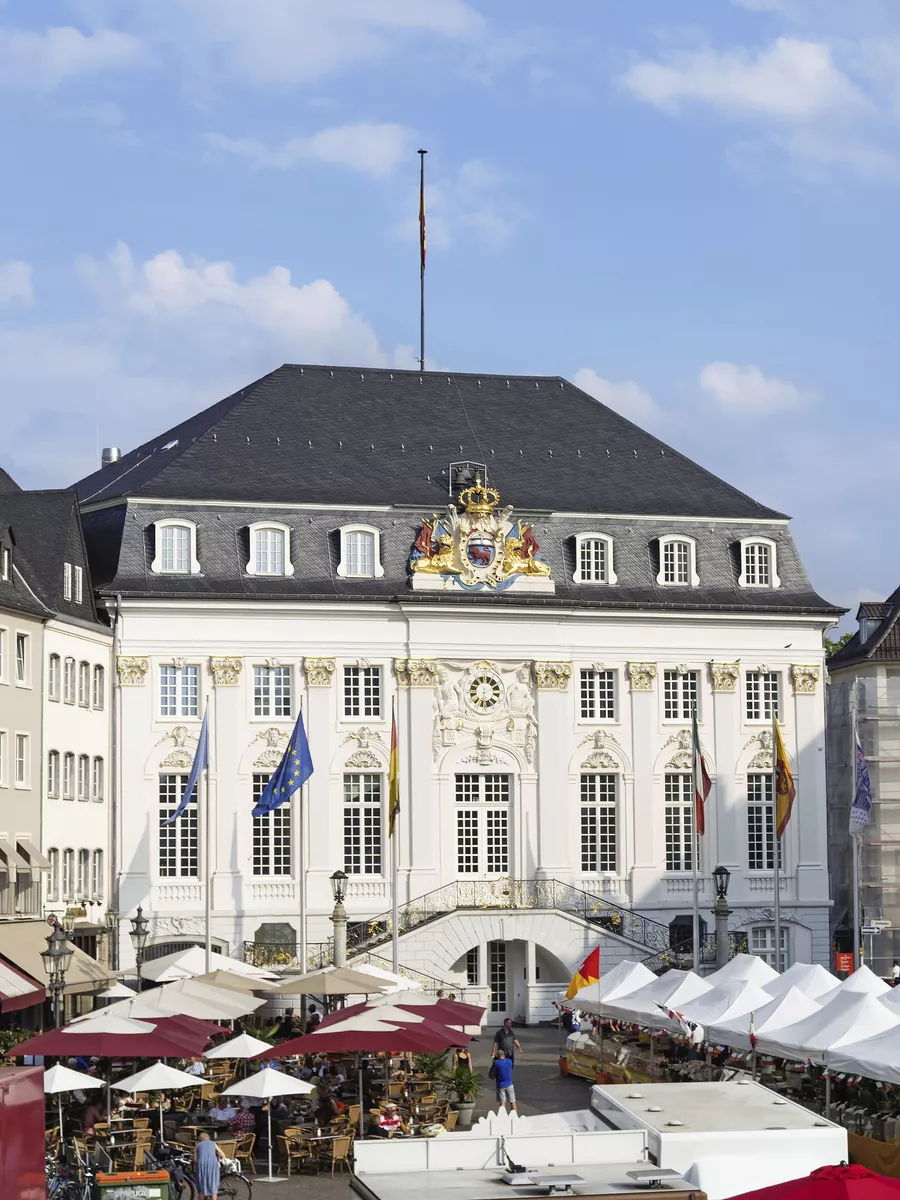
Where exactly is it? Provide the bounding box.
[418,148,427,371]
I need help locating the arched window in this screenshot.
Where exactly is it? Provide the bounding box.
[47,849,59,901]
[48,654,61,701]
[247,523,293,576]
[739,537,780,588]
[62,848,74,900]
[63,753,75,800]
[47,750,60,799]
[91,850,104,900]
[77,754,90,801]
[657,535,699,587]
[63,657,76,704]
[572,533,617,584]
[92,665,105,710]
[337,525,384,579]
[151,519,200,574]
[78,661,90,707]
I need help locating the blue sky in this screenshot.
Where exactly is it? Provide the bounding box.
[0,0,898,622]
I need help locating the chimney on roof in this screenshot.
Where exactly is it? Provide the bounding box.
[101,446,121,467]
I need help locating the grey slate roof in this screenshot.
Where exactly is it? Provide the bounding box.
[74,365,787,519]
[830,586,900,669]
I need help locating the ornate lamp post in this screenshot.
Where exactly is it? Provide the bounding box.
[41,922,75,1028]
[129,905,150,993]
[330,870,349,969]
[712,865,732,968]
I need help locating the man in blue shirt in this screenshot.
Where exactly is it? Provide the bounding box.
[489,1049,517,1112]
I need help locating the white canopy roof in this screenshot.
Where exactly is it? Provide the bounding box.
[828,1023,900,1084]
[44,1064,106,1094]
[350,964,422,992]
[97,981,137,1000]
[221,1066,315,1099]
[757,989,900,1062]
[706,985,822,1051]
[141,946,277,983]
[104,978,264,1021]
[67,1011,157,1033]
[204,1032,272,1059]
[602,969,712,1027]
[568,960,656,1013]
[762,962,840,1002]
[833,964,889,997]
[661,979,774,1034]
[702,954,778,988]
[113,1062,206,1094]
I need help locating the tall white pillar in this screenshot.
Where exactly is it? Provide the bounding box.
[534,662,573,878]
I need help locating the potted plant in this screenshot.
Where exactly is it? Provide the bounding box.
[441,1064,481,1129]
[412,1052,449,1080]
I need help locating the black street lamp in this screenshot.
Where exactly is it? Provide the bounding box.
[129,905,150,993]
[712,865,733,968]
[41,922,75,1027]
[712,865,732,900]
[329,870,349,968]
[330,870,348,904]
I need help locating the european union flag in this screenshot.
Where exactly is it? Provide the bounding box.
[252,709,313,818]
[164,708,209,825]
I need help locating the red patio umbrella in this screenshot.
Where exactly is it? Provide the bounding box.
[9,1023,206,1059]
[262,1018,469,1058]
[319,998,483,1028]
[731,1164,900,1200]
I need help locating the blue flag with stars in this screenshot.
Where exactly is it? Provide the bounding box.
[252,709,313,818]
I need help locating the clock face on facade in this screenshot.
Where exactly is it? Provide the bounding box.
[469,674,502,710]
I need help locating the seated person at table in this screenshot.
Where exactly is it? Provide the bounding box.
[184,1057,205,1077]
[274,1009,299,1041]
[298,1055,316,1081]
[230,1100,257,1136]
[209,1100,238,1125]
[314,1090,342,1126]
[305,1004,321,1034]
[82,1100,106,1135]
[266,1097,292,1123]
[374,1103,409,1138]
[325,1063,345,1087]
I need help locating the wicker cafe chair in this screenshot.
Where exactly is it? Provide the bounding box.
[443,1109,458,1132]
[277,1134,311,1177]
[235,1133,256,1175]
[317,1134,353,1178]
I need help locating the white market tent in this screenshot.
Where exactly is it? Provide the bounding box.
[706,985,822,1051]
[702,954,778,988]
[828,1024,900,1085]
[100,979,264,1021]
[756,989,900,1062]
[832,964,889,997]
[141,946,277,983]
[658,979,774,1035]
[762,962,841,1002]
[602,969,712,1027]
[568,960,656,1014]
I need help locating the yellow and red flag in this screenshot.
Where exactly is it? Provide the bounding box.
[418,161,426,274]
[565,946,600,1000]
[388,704,400,838]
[774,717,796,838]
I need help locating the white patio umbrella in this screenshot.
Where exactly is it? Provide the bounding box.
[348,964,422,992]
[44,1063,106,1137]
[113,1062,207,1141]
[221,1066,315,1182]
[97,981,137,1000]
[191,970,275,995]
[141,946,277,983]
[204,1032,271,1059]
[267,965,394,996]
[102,979,264,1021]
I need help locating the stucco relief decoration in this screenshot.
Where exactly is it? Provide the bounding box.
[579,730,623,771]
[394,659,411,688]
[153,916,206,938]
[628,662,657,692]
[710,662,740,693]
[408,659,440,688]
[535,662,573,691]
[791,664,820,694]
[664,730,694,770]
[158,725,199,769]
[433,659,536,764]
[342,726,385,770]
[304,658,336,687]
[409,479,554,593]
[210,656,242,686]
[254,727,289,769]
[746,730,774,770]
[117,656,149,686]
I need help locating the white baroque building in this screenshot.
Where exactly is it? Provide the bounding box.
[75,366,839,1020]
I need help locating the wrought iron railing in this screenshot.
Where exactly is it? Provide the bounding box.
[641,930,750,973]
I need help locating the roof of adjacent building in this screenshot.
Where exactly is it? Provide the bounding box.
[830,586,900,669]
[74,364,787,518]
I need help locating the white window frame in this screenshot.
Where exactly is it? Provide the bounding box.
[663,668,700,721]
[74,565,84,604]
[150,519,201,575]
[580,773,618,873]
[253,665,292,719]
[337,525,384,579]
[78,660,90,708]
[48,654,61,701]
[747,772,782,872]
[47,750,60,799]
[657,535,700,587]
[63,562,72,600]
[77,754,90,801]
[14,733,29,787]
[92,665,105,710]
[572,533,617,584]
[77,848,90,900]
[343,773,384,876]
[159,774,199,878]
[92,757,104,803]
[62,848,74,901]
[455,774,510,878]
[0,545,9,582]
[252,773,293,876]
[664,773,695,872]
[0,729,6,787]
[579,668,617,721]
[63,753,75,800]
[745,670,781,722]
[246,522,294,576]
[0,628,6,683]
[15,632,29,686]
[750,924,787,972]
[343,665,382,719]
[91,849,104,900]
[738,536,780,589]
[47,848,59,901]
[159,663,200,719]
[63,657,76,704]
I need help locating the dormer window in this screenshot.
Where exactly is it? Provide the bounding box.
[337,525,384,579]
[247,523,293,576]
[63,562,72,599]
[0,544,9,582]
[739,537,780,588]
[151,520,200,575]
[657,536,699,587]
[573,533,617,585]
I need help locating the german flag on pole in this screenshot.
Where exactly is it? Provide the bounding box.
[388,701,400,838]
[774,717,796,838]
[565,946,600,1000]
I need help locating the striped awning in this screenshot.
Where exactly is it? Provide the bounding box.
[0,954,45,1013]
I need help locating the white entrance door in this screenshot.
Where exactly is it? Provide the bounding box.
[488,941,508,1014]
[455,774,510,878]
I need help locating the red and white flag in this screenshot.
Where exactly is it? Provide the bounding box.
[692,708,712,836]
[748,1012,757,1051]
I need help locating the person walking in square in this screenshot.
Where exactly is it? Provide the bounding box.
[195,1131,225,1200]
[492,1018,521,1064]
[489,1049,517,1112]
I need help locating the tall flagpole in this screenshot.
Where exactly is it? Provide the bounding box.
[299,699,308,977]
[204,695,212,975]
[851,680,861,970]
[773,705,781,974]
[418,148,427,371]
[691,703,700,973]
[391,696,400,973]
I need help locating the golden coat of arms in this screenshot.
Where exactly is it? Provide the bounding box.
[409,480,554,593]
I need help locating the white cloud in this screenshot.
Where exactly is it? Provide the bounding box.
[395,158,525,252]
[0,260,33,306]
[206,121,414,177]
[0,25,145,92]
[145,0,484,89]
[573,368,666,428]
[622,37,867,121]
[698,361,814,415]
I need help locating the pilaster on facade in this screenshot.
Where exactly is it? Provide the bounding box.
[628,662,657,692]
[710,662,740,693]
[117,656,148,686]
[304,657,336,687]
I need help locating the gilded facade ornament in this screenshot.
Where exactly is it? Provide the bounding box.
[210,656,243,686]
[432,660,536,764]
[409,479,554,593]
[577,730,629,772]
[305,658,336,687]
[534,662,572,691]
[628,662,658,692]
[791,664,820,694]
[394,659,411,688]
[710,662,740,693]
[407,659,440,687]
[117,655,149,686]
